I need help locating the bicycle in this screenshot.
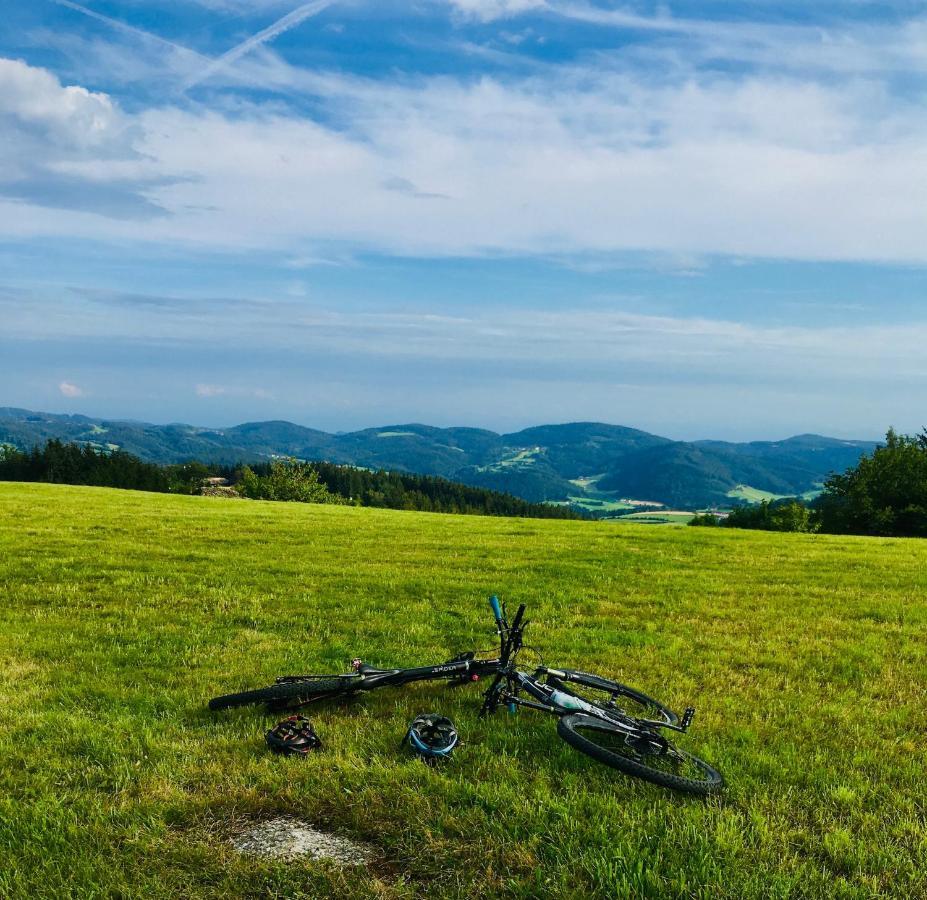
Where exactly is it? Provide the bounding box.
[209,596,723,795]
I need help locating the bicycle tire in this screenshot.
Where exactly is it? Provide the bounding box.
[208,676,358,711]
[557,713,723,796]
[548,670,678,726]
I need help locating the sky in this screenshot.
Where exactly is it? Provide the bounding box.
[2,0,926,440]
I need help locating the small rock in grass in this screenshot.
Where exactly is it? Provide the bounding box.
[231,817,373,866]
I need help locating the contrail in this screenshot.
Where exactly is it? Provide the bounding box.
[50,0,207,61]
[183,0,335,90]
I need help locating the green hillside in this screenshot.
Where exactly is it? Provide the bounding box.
[600,437,866,509]
[2,483,924,898]
[0,408,877,508]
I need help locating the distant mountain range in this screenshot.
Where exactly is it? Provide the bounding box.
[0,407,878,511]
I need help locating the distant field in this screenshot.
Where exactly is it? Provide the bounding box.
[2,483,925,898]
[563,473,657,516]
[727,484,824,504]
[477,447,543,471]
[561,495,637,515]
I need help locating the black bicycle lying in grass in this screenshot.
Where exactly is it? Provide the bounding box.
[210,596,723,795]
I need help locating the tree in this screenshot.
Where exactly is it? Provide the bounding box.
[0,440,169,492]
[812,428,927,537]
[165,461,213,494]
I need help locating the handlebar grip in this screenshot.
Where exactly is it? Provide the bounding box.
[511,603,526,631]
[489,595,502,624]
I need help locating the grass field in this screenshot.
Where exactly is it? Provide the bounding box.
[2,483,926,899]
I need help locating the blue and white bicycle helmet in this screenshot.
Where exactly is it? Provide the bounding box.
[404,713,458,763]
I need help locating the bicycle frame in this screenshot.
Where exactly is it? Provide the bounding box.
[274,652,503,695]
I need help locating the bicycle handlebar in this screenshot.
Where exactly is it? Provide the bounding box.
[489,595,503,626]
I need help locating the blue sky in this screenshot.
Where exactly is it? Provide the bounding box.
[2,0,926,439]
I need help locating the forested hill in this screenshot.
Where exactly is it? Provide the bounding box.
[0,408,878,508]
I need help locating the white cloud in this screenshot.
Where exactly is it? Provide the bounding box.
[195,383,226,397]
[0,57,165,217]
[196,383,273,399]
[141,71,927,262]
[3,43,927,262]
[0,57,123,150]
[59,380,84,397]
[446,0,546,22]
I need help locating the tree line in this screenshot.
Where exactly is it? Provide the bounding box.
[0,440,581,520]
[690,428,927,537]
[229,459,579,517]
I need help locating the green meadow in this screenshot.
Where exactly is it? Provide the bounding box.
[726,484,824,505]
[1,482,925,899]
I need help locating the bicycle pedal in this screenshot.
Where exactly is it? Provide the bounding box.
[681,707,696,730]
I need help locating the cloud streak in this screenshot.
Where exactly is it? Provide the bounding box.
[9,285,927,381]
[196,383,273,399]
[183,0,336,90]
[51,0,207,61]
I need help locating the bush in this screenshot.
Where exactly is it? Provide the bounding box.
[725,499,811,533]
[689,513,721,527]
[236,460,344,504]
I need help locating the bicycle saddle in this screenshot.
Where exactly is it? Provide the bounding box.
[355,663,398,675]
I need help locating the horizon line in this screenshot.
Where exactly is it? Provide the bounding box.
[0,403,885,446]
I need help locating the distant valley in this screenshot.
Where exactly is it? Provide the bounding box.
[0,408,878,512]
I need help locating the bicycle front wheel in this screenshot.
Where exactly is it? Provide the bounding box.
[557,713,723,796]
[546,670,678,726]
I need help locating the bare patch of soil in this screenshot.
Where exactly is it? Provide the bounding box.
[230,818,374,866]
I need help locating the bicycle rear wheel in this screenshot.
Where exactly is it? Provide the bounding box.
[208,675,361,711]
[558,713,723,796]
